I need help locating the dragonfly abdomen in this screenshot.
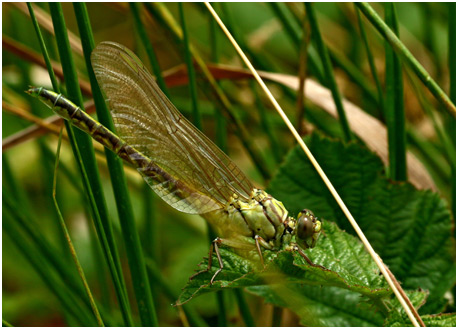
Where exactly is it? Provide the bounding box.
[28,87,219,215]
[28,87,141,165]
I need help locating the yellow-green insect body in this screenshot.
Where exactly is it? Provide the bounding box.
[27,41,322,283]
[204,188,321,259]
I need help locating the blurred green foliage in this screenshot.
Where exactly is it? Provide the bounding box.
[2,2,455,326]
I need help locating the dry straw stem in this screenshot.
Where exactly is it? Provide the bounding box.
[2,100,95,151]
[13,2,83,56]
[176,63,434,192]
[3,36,92,96]
[2,101,64,138]
[205,2,421,327]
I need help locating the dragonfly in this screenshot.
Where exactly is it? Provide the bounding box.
[27,41,322,283]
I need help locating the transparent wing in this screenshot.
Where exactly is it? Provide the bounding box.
[91,42,253,214]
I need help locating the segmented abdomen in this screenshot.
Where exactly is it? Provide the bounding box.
[31,87,201,206]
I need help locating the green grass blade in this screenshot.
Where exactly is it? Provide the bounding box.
[28,0,75,264]
[355,6,385,120]
[449,3,456,105]
[73,3,158,326]
[305,3,352,142]
[2,319,13,327]
[279,3,379,107]
[252,81,282,162]
[48,3,134,325]
[268,2,325,83]
[447,2,455,217]
[209,10,251,324]
[145,259,208,327]
[128,6,165,292]
[384,3,407,181]
[328,50,378,105]
[220,3,283,163]
[296,11,309,136]
[407,72,455,168]
[233,289,255,326]
[406,130,450,191]
[2,153,33,219]
[184,4,228,324]
[129,3,163,300]
[272,305,283,326]
[3,156,115,324]
[3,188,110,322]
[3,199,96,326]
[356,2,456,116]
[27,2,59,90]
[130,2,170,97]
[179,3,202,130]
[142,185,159,263]
[52,129,104,326]
[145,2,271,182]
[28,3,129,323]
[216,288,227,326]
[209,9,228,152]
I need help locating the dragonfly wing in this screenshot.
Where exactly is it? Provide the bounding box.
[91,42,254,214]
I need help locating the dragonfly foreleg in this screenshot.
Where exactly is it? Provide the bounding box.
[254,235,270,267]
[292,244,326,269]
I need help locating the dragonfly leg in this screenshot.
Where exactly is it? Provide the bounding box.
[190,237,224,285]
[210,238,224,284]
[293,244,326,269]
[254,235,267,267]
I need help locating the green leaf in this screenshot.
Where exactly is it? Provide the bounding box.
[247,285,386,326]
[421,313,456,327]
[385,289,456,327]
[384,289,428,326]
[268,133,455,313]
[177,220,391,306]
[177,133,453,325]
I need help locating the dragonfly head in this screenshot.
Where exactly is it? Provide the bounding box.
[294,209,321,249]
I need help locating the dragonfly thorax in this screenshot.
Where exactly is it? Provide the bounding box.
[206,189,321,253]
[204,189,289,249]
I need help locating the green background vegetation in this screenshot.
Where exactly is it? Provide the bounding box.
[2,2,455,326]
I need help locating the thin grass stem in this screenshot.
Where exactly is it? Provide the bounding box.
[179,3,202,130]
[234,289,255,326]
[282,3,379,105]
[129,2,164,308]
[356,2,456,116]
[296,6,310,135]
[145,259,208,327]
[384,3,407,181]
[355,6,385,120]
[305,3,352,142]
[4,155,112,322]
[205,3,421,326]
[52,128,104,326]
[73,3,158,326]
[3,200,96,326]
[48,3,134,325]
[220,3,283,163]
[145,2,271,182]
[130,3,170,97]
[209,7,228,152]
[269,2,324,83]
[27,2,59,89]
[449,3,456,105]
[271,305,283,326]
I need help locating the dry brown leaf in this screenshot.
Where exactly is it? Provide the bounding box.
[164,63,435,191]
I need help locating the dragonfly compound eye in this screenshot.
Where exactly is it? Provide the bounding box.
[295,209,321,249]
